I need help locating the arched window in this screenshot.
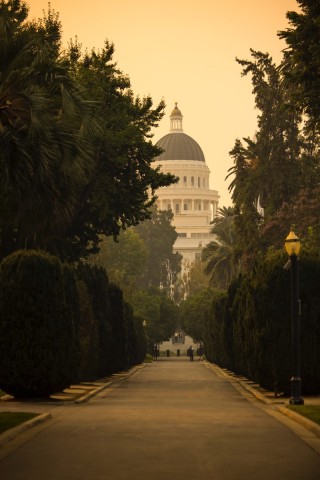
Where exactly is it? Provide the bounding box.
[198,177,201,187]
[191,176,194,186]
[183,176,187,185]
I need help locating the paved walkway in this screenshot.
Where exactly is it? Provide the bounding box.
[1,358,320,479]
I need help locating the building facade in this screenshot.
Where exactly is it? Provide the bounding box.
[152,104,219,264]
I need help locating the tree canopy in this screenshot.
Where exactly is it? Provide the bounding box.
[224,8,320,269]
[0,1,176,262]
[90,205,181,299]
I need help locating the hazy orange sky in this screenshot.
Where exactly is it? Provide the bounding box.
[26,0,299,207]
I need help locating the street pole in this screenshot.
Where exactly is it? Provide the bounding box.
[289,254,304,405]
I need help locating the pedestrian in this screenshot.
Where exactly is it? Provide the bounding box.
[187,346,194,361]
[152,345,158,361]
[197,344,204,360]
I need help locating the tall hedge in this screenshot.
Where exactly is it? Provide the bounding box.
[125,304,146,367]
[0,252,147,397]
[0,250,79,398]
[74,264,112,381]
[204,251,320,394]
[108,283,129,372]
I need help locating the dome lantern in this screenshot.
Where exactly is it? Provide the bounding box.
[170,102,183,132]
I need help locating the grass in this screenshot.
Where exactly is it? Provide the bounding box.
[0,412,39,435]
[144,353,153,363]
[287,405,320,425]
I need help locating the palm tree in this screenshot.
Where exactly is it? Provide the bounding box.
[0,2,95,258]
[202,207,241,289]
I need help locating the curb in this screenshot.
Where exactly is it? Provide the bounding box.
[0,363,148,445]
[278,406,320,438]
[203,361,275,405]
[75,362,148,404]
[204,361,320,437]
[0,412,52,447]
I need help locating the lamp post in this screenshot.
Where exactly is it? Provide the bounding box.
[284,231,304,405]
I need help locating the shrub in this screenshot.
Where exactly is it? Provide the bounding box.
[0,250,79,398]
[204,251,320,394]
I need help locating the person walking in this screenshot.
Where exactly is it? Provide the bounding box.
[187,346,194,361]
[197,344,204,360]
[152,345,158,360]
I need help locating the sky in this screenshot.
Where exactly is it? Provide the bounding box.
[26,0,300,207]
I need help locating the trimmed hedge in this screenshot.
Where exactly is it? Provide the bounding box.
[0,251,79,398]
[0,252,146,398]
[204,252,320,394]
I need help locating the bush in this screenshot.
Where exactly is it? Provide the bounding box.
[74,264,112,380]
[204,251,320,394]
[108,283,129,372]
[0,250,79,398]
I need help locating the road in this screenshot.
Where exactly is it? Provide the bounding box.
[1,357,320,480]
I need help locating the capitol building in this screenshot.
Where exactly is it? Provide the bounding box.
[153,104,219,265]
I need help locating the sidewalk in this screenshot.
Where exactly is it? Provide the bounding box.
[0,363,147,446]
[1,358,320,449]
[1,356,319,480]
[204,360,320,438]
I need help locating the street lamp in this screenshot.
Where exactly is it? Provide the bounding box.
[284,230,304,405]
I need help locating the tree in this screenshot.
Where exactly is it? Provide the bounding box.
[134,206,182,292]
[228,50,301,214]
[91,229,148,302]
[0,2,176,262]
[90,205,181,298]
[226,50,302,260]
[202,207,241,289]
[62,43,176,260]
[177,256,210,301]
[279,1,320,131]
[261,186,320,250]
[179,287,217,343]
[130,288,178,350]
[0,1,95,259]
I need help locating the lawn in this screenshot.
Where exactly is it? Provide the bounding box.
[287,405,320,425]
[0,412,39,435]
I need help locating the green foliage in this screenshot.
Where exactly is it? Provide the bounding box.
[204,252,320,394]
[108,283,129,371]
[287,405,320,426]
[202,207,241,288]
[279,1,320,131]
[261,188,320,252]
[131,289,178,351]
[74,264,112,379]
[134,207,182,291]
[91,229,148,302]
[63,43,176,260]
[92,206,181,300]
[0,412,38,434]
[180,287,221,342]
[107,284,146,370]
[0,249,146,397]
[125,307,146,367]
[203,289,233,370]
[0,250,79,398]
[0,1,95,260]
[227,50,302,261]
[0,2,176,262]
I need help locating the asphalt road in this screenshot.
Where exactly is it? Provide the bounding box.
[1,357,320,480]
